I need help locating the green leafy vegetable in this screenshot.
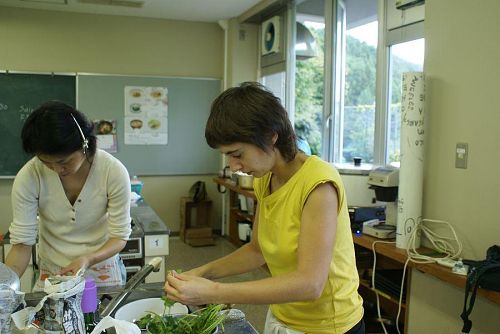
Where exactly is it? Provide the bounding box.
[162,295,176,309]
[135,297,225,334]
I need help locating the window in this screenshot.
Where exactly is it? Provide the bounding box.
[268,0,424,169]
[387,38,425,165]
[295,9,325,156]
[295,0,380,166]
[341,20,378,164]
[262,71,286,105]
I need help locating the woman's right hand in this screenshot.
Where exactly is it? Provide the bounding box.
[163,270,218,306]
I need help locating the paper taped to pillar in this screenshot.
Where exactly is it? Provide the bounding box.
[396,72,425,249]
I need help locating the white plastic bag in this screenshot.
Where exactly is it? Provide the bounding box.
[0,284,25,334]
[90,316,140,334]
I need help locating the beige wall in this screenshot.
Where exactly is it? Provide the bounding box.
[0,7,223,77]
[408,0,500,333]
[0,7,225,235]
[227,19,259,87]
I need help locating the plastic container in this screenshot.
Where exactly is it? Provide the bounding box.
[237,174,254,189]
[130,175,144,195]
[81,276,98,334]
[81,276,97,313]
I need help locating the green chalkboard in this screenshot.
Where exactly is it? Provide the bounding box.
[0,72,76,177]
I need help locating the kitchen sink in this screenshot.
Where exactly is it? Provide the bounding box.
[24,282,259,333]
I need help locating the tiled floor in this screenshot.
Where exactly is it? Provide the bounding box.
[166,236,269,333]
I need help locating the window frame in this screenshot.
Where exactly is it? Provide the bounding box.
[324,0,424,173]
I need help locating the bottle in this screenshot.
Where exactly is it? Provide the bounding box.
[81,276,98,333]
[130,175,143,196]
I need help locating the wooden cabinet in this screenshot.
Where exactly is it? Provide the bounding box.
[353,233,500,333]
[353,240,410,333]
[213,177,256,247]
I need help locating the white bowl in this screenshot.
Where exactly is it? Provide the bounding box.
[114,298,189,323]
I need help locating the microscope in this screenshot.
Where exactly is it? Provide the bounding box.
[365,166,399,238]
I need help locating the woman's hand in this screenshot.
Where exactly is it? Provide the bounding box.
[164,271,217,305]
[59,256,91,276]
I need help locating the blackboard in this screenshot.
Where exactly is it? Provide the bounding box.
[77,74,221,175]
[0,73,76,177]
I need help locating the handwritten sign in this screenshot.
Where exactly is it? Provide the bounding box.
[396,72,425,249]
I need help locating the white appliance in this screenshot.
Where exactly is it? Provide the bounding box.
[368,166,399,187]
[261,16,280,55]
[367,166,399,226]
[362,219,396,239]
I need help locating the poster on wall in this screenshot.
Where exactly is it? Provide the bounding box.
[124,86,168,145]
[94,119,117,153]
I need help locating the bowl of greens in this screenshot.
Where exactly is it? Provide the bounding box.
[115,297,188,323]
[131,296,226,334]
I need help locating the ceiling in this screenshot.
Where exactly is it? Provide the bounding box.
[0,0,262,22]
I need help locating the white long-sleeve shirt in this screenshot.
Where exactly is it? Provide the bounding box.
[9,149,131,268]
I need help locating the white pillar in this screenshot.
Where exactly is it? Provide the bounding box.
[396,72,425,249]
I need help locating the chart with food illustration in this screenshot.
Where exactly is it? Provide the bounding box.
[93,119,117,152]
[124,86,168,145]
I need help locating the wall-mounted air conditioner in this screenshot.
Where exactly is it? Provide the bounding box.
[261,16,280,56]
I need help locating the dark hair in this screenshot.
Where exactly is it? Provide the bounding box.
[205,82,297,161]
[21,101,97,157]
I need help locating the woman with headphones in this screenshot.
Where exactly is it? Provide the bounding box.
[5,101,131,289]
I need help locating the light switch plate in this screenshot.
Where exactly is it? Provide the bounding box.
[455,142,468,169]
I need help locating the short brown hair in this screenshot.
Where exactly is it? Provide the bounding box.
[205,82,297,161]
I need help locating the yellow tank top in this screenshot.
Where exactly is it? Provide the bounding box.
[254,156,363,333]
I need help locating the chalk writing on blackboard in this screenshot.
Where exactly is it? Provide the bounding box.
[19,105,34,121]
[0,72,76,176]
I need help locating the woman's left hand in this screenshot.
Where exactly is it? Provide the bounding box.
[59,256,91,276]
[164,270,216,305]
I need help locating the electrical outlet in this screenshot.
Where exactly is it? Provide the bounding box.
[239,29,246,41]
[455,142,468,169]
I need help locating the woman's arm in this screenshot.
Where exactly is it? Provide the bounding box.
[5,244,33,277]
[7,162,39,277]
[59,238,126,275]
[105,159,132,241]
[165,182,338,305]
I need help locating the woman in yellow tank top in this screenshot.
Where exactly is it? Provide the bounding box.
[165,82,365,334]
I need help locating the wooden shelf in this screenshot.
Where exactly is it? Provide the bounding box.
[359,280,407,311]
[214,177,256,248]
[353,233,500,305]
[234,210,254,222]
[213,177,256,199]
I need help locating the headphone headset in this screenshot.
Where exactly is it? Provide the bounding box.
[70,114,89,155]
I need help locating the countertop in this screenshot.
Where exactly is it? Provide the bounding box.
[131,200,170,235]
[24,282,259,334]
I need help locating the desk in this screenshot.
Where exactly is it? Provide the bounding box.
[354,233,500,333]
[353,233,500,305]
